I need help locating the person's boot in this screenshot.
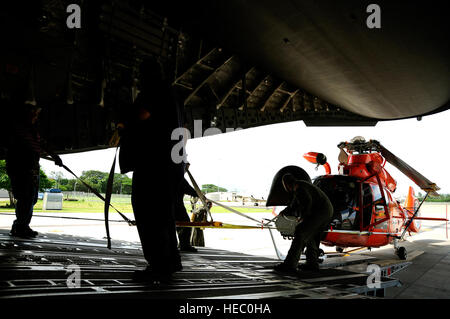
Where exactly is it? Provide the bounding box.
[179,245,198,252]
[24,226,38,238]
[170,261,183,273]
[273,262,298,274]
[132,265,152,282]
[9,224,17,237]
[178,228,198,252]
[132,266,172,285]
[297,263,320,272]
[133,262,182,284]
[10,224,38,238]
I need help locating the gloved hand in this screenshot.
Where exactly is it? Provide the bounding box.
[53,155,63,167]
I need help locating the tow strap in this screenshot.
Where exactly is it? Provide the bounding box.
[104,147,118,249]
[43,150,135,249]
[44,154,274,249]
[176,221,276,230]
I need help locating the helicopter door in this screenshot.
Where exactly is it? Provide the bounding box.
[351,182,375,230]
[360,183,374,228]
[371,185,389,230]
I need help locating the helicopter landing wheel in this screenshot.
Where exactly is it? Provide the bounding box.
[396,247,407,260]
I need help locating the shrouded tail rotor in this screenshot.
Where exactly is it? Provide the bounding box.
[266,165,311,206]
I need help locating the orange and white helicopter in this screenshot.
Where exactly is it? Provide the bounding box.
[267,137,447,260]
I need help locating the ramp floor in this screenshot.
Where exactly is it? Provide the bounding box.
[0,229,398,299]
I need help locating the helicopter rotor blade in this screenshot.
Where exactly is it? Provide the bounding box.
[378,143,440,196]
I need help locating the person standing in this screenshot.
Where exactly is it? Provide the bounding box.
[119,59,184,284]
[175,163,199,252]
[6,103,63,238]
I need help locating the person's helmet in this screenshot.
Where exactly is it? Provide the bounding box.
[266,165,311,206]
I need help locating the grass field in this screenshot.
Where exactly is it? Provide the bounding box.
[0,195,271,214]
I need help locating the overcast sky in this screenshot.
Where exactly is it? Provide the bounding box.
[41,109,450,198]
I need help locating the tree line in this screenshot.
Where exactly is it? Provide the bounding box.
[0,160,53,206]
[47,170,132,195]
[418,192,450,203]
[1,160,132,207]
[0,160,53,192]
[1,159,232,208]
[201,184,227,194]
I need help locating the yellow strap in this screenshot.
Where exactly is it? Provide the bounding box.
[176,221,275,230]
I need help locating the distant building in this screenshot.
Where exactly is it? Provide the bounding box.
[0,189,9,199]
[205,192,237,202]
[204,192,266,205]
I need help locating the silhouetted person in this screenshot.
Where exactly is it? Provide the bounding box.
[6,103,63,238]
[190,199,212,247]
[274,174,333,273]
[175,164,199,252]
[119,58,184,284]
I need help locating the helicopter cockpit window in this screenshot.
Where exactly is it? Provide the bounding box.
[371,185,389,210]
[372,185,382,210]
[314,176,359,230]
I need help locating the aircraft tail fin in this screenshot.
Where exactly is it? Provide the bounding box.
[404,186,422,233]
[404,186,416,213]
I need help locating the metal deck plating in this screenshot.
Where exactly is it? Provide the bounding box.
[0,230,399,299]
